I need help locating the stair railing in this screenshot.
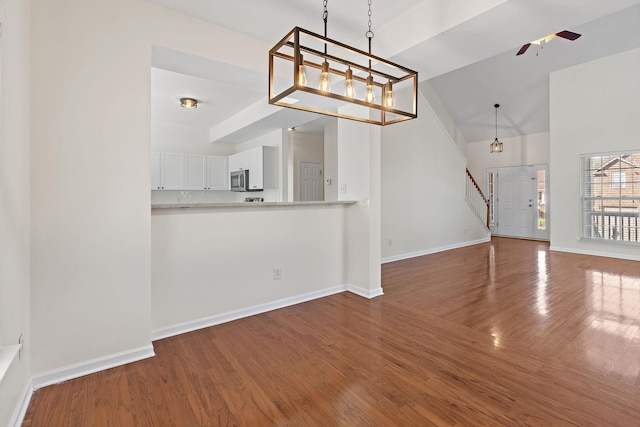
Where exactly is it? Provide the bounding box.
[465,168,490,229]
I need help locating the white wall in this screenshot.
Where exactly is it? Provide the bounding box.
[381,92,489,262]
[549,47,640,260]
[420,82,469,158]
[0,0,31,424]
[151,205,347,335]
[29,0,271,377]
[467,132,550,187]
[293,132,324,201]
[324,120,339,201]
[337,108,382,297]
[151,120,236,155]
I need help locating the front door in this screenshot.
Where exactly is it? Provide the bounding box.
[497,165,534,238]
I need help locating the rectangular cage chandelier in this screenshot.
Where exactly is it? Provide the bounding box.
[269,26,418,126]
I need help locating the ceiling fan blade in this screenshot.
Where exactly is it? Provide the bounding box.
[555,30,581,41]
[516,43,531,56]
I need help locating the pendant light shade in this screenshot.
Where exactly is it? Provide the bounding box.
[490,103,504,153]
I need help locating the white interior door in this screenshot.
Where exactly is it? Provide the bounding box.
[497,166,534,238]
[300,161,323,201]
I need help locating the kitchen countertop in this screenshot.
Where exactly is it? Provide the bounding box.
[151,200,358,209]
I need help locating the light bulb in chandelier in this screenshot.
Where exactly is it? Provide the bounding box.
[365,75,375,104]
[318,61,331,92]
[345,67,356,99]
[297,54,307,86]
[383,81,395,108]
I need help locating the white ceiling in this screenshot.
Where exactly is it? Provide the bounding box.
[148,0,640,143]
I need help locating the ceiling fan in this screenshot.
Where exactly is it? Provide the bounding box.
[516,30,581,56]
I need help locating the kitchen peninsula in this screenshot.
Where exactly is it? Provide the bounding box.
[150,198,377,342]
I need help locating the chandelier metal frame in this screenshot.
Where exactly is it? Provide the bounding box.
[268,2,418,126]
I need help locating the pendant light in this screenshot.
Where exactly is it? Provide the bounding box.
[297,54,308,86]
[268,0,418,126]
[490,103,504,153]
[344,67,356,99]
[318,2,331,93]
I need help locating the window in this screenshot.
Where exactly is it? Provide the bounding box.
[611,171,626,189]
[487,169,496,227]
[582,152,640,242]
[537,169,546,231]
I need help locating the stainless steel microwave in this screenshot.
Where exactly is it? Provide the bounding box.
[230,169,249,192]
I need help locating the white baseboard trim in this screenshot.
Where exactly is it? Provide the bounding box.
[31,345,155,391]
[549,245,640,261]
[381,236,491,264]
[10,377,33,427]
[152,285,348,341]
[347,284,384,299]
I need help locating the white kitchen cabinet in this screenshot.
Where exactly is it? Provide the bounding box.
[151,151,161,190]
[160,152,185,190]
[228,151,248,173]
[206,155,228,190]
[184,154,207,190]
[152,151,229,191]
[246,146,278,191]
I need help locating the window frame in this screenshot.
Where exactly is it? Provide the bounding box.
[581,151,640,245]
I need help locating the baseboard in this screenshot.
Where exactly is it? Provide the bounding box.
[31,345,155,391]
[152,285,348,341]
[381,236,491,264]
[348,284,384,299]
[549,245,640,261]
[9,377,33,427]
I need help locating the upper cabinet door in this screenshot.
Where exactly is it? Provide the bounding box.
[184,154,207,190]
[228,151,248,173]
[206,155,228,190]
[247,147,264,190]
[160,152,185,190]
[151,151,161,190]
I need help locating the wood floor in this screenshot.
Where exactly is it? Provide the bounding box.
[23,238,640,426]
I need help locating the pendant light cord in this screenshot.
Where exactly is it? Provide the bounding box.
[494,104,499,139]
[366,0,374,66]
[323,0,328,55]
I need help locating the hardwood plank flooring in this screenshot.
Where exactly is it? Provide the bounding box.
[23,237,640,425]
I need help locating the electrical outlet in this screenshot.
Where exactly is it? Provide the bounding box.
[339,183,347,193]
[273,267,282,280]
[388,238,393,246]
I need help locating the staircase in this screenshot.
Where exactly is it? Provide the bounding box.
[465,168,490,229]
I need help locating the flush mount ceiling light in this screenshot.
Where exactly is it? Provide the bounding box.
[180,98,198,109]
[490,103,504,153]
[269,0,418,126]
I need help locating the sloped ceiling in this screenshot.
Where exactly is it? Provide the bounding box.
[147,0,640,143]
